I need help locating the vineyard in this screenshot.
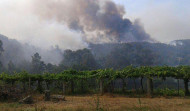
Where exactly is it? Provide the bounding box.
[0,65,190,98]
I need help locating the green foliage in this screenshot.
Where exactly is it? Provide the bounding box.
[31,53,46,74]
[155,88,185,96]
[60,49,99,70]
[0,66,190,87]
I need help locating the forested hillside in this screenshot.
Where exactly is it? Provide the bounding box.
[1,34,190,73]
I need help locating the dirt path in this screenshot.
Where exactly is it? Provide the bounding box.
[0,95,190,111]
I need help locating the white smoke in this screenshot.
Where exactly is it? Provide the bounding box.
[0,0,152,51]
[0,0,88,50]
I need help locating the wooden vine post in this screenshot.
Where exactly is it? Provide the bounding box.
[147,78,153,97]
[121,78,126,93]
[140,77,144,93]
[184,79,190,96]
[71,80,74,94]
[29,77,31,94]
[100,79,104,95]
[80,79,84,93]
[177,79,180,96]
[62,81,66,95]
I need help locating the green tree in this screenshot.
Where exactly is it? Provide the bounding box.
[104,43,158,69]
[31,53,46,74]
[46,63,57,73]
[60,49,98,70]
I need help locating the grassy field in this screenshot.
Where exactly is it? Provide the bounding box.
[0,95,190,111]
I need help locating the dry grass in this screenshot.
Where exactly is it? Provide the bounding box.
[0,94,190,111]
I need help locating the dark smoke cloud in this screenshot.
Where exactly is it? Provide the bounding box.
[33,0,153,43]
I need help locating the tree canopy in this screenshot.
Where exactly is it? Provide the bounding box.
[60,48,99,70]
[31,53,46,74]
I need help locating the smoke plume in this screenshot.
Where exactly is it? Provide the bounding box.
[0,0,153,66]
[32,0,153,43]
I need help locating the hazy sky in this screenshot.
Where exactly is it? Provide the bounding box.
[0,0,189,49]
[113,0,190,42]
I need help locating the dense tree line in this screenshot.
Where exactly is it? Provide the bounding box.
[90,40,190,67]
[60,49,99,70]
[1,39,190,73]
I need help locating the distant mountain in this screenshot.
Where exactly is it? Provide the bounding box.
[0,34,63,67]
[1,33,190,70]
[90,39,190,68]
